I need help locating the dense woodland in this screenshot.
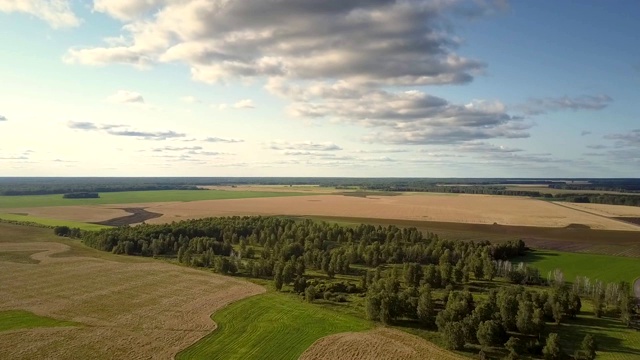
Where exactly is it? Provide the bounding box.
[63,216,637,359]
[62,192,100,199]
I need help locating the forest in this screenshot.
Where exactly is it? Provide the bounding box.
[63,216,637,359]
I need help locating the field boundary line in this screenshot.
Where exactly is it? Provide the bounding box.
[547,201,640,229]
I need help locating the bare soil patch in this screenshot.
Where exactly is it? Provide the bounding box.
[0,241,264,359]
[142,194,640,231]
[93,207,163,226]
[299,327,465,360]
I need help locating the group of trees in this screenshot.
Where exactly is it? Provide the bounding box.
[62,216,637,358]
[363,256,585,357]
[62,192,99,199]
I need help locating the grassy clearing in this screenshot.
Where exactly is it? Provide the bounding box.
[0,310,77,332]
[521,249,640,284]
[0,213,110,231]
[176,292,373,360]
[0,190,313,209]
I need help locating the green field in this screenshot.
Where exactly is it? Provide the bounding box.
[176,292,373,360]
[522,249,640,284]
[0,190,313,209]
[0,310,77,332]
[0,213,110,231]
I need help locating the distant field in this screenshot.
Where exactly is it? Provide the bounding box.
[0,190,312,209]
[521,249,640,284]
[0,223,264,359]
[0,213,110,231]
[0,310,77,332]
[505,185,640,196]
[139,194,640,231]
[176,292,372,360]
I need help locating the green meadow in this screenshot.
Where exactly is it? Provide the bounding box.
[0,213,110,231]
[176,292,372,360]
[0,310,77,332]
[521,249,640,284]
[0,190,313,209]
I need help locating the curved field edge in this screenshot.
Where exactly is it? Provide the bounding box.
[299,327,467,360]
[176,292,373,360]
[0,310,78,332]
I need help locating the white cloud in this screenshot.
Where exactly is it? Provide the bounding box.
[269,141,342,151]
[0,115,7,121]
[180,95,201,104]
[203,137,244,143]
[0,0,81,28]
[64,0,498,86]
[105,90,145,104]
[216,99,255,110]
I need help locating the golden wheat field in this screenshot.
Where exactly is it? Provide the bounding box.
[141,194,639,231]
[0,225,264,360]
[10,193,640,231]
[299,327,466,360]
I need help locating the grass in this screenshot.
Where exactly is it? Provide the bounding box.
[552,301,640,360]
[0,310,77,332]
[0,251,40,264]
[0,190,314,209]
[0,213,110,231]
[176,292,373,360]
[521,249,640,284]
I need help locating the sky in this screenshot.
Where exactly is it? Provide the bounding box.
[0,0,638,177]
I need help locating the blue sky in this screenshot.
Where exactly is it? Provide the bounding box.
[0,0,638,177]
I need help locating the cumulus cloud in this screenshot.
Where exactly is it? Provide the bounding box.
[64,0,502,86]
[269,141,342,151]
[0,115,7,121]
[106,90,145,104]
[269,80,529,144]
[581,130,592,136]
[216,99,255,110]
[67,121,184,140]
[0,0,81,28]
[203,137,244,143]
[519,95,613,115]
[456,142,523,154]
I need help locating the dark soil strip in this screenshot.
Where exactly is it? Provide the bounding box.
[303,215,640,257]
[93,208,163,227]
[614,217,640,226]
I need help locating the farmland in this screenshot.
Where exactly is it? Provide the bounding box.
[0,222,264,359]
[300,327,467,360]
[177,292,372,360]
[0,189,312,208]
[0,310,77,332]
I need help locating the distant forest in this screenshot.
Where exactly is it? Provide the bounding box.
[1,177,639,206]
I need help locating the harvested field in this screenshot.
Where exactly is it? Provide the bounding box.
[3,206,127,223]
[299,327,466,360]
[554,202,640,217]
[140,194,640,231]
[0,229,264,359]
